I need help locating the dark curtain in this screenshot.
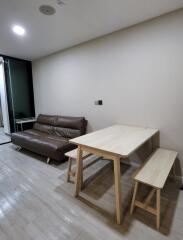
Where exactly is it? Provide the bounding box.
[3,57,35,132]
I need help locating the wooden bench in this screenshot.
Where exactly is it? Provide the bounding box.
[65,149,92,182]
[130,148,177,230]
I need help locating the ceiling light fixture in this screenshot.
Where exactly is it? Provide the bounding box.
[12,25,26,36]
[39,5,56,15]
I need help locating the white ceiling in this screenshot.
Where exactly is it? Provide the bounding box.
[0,0,183,61]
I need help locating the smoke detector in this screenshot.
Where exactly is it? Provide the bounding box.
[39,5,56,15]
[57,0,66,5]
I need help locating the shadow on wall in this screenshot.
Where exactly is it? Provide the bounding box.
[86,121,95,133]
[129,132,159,164]
[128,132,182,179]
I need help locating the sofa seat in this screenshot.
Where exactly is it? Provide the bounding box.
[11,114,87,163]
[12,130,72,162]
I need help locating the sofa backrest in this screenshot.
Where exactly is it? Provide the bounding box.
[37,114,57,125]
[33,114,87,139]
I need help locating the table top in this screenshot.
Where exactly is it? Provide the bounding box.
[16,118,36,124]
[70,124,159,157]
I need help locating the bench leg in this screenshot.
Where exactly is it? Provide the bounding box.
[131,182,161,230]
[156,189,161,230]
[67,156,84,185]
[67,157,72,182]
[130,181,139,214]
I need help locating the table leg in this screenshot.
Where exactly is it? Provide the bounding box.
[172,162,176,181]
[75,146,83,197]
[113,156,122,224]
[156,189,161,230]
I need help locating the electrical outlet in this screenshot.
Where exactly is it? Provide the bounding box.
[94,100,103,105]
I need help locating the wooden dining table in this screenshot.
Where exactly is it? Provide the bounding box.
[70,124,159,224]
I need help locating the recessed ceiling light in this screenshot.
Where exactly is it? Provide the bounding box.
[12,25,26,36]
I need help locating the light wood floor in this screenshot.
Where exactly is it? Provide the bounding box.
[0,143,182,240]
[0,128,10,145]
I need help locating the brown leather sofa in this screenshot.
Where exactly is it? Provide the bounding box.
[11,114,87,163]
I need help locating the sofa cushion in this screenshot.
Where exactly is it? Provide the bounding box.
[12,131,36,145]
[12,131,73,161]
[56,116,87,131]
[37,114,57,125]
[24,129,53,138]
[24,129,42,136]
[53,126,80,139]
[28,136,70,154]
[33,122,53,135]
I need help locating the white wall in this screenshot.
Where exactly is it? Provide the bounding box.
[33,9,183,175]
